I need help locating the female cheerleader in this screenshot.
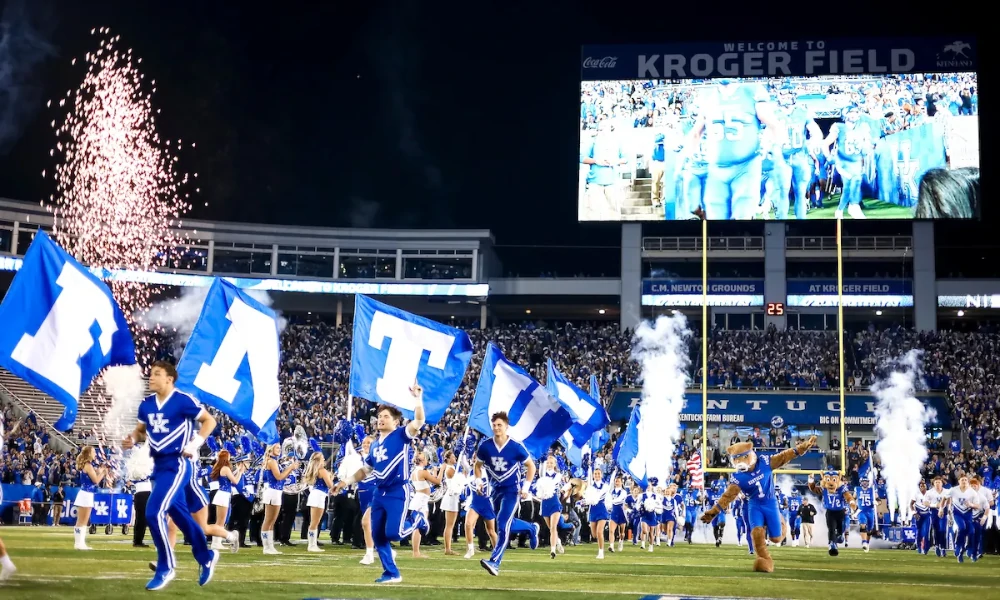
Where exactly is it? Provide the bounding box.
[536,455,564,559]
[73,447,107,551]
[662,484,679,547]
[587,467,610,559]
[261,443,299,555]
[438,451,462,556]
[209,450,244,549]
[608,475,627,552]
[302,451,334,552]
[639,477,660,551]
[464,474,498,559]
[409,452,442,558]
[356,436,377,565]
[0,419,15,580]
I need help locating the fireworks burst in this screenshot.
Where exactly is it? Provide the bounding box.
[42,27,196,441]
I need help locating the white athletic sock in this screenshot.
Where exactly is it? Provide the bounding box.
[74,527,86,547]
[0,555,13,569]
[261,530,271,549]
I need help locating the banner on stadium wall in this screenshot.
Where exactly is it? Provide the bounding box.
[642,279,764,307]
[581,37,977,80]
[0,485,131,526]
[608,390,951,427]
[786,279,912,295]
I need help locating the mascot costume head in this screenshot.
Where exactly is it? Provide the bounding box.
[699,435,817,573]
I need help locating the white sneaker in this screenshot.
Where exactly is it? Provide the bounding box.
[211,537,224,550]
[0,561,15,582]
[308,544,324,553]
[834,209,844,219]
[647,544,654,553]
[617,541,624,552]
[792,539,798,547]
[556,541,565,555]
[596,549,604,560]
[360,551,375,565]
[263,546,282,555]
[464,544,475,559]
[848,204,866,219]
[226,531,240,554]
[640,541,645,549]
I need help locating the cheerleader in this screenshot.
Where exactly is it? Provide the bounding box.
[409,452,443,559]
[912,480,931,555]
[587,468,610,559]
[302,452,334,552]
[464,475,499,559]
[661,484,678,547]
[73,447,108,551]
[0,418,14,580]
[536,455,564,559]
[260,443,299,555]
[608,476,627,552]
[951,475,980,561]
[209,450,244,550]
[357,436,377,565]
[439,451,462,556]
[639,477,660,551]
[624,485,642,546]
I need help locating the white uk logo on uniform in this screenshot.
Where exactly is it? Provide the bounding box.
[149,413,170,434]
[491,457,509,472]
[372,446,388,462]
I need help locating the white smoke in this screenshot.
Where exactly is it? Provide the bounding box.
[101,363,145,442]
[631,313,691,484]
[139,286,287,355]
[872,349,935,523]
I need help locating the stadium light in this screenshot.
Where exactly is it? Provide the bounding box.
[598,308,606,314]
[525,309,531,314]
[957,310,965,317]
[876,310,883,316]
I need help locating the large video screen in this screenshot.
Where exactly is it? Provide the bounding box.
[579,73,979,221]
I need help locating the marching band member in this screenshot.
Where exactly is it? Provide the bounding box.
[536,455,564,559]
[439,451,462,556]
[73,446,107,551]
[209,450,244,550]
[228,454,254,548]
[608,475,628,552]
[474,411,538,576]
[261,443,300,555]
[303,451,335,552]
[336,383,430,584]
[587,467,610,559]
[408,452,442,559]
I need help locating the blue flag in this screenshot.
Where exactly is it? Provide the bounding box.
[0,231,135,431]
[614,404,647,487]
[349,295,472,424]
[470,343,576,459]
[546,360,610,451]
[859,450,878,501]
[175,279,281,443]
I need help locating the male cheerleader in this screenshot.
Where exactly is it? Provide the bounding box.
[338,384,429,583]
[950,475,980,562]
[925,477,951,557]
[969,476,995,561]
[122,361,219,591]
[475,411,537,576]
[912,480,932,554]
[854,477,877,552]
[687,79,785,220]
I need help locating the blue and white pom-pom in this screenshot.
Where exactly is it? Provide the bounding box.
[125,443,154,481]
[333,419,354,445]
[535,476,558,500]
[336,442,365,485]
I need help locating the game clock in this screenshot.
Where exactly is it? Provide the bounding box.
[767,302,785,316]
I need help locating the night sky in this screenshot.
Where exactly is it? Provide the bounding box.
[0,1,989,275]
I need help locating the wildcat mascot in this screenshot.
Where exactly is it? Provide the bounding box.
[701,436,817,572]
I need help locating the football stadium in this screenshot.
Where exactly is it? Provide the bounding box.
[0,16,993,600]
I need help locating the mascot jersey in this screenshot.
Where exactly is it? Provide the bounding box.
[728,454,777,505]
[822,485,851,511]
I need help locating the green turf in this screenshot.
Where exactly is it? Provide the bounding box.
[1,528,997,600]
[799,194,915,220]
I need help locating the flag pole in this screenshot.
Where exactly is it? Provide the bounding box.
[701,217,708,469]
[837,218,846,475]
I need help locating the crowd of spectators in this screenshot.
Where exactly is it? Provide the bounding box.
[3,320,999,496]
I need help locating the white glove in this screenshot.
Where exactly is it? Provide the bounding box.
[183,434,206,458]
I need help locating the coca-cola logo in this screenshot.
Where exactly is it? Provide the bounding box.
[582,56,617,69]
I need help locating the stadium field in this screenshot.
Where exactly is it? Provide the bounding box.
[799,195,916,220]
[1,528,996,600]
